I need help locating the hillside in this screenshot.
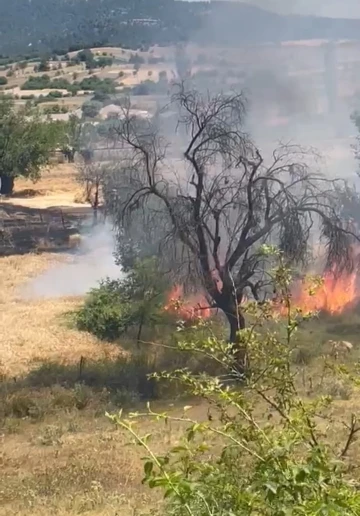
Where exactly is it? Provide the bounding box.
[1,0,360,57]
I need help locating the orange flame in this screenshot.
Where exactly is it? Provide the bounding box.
[164,284,211,321]
[279,268,358,315]
[166,264,359,322]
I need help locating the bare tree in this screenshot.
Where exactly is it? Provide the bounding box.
[76,159,112,225]
[107,86,358,368]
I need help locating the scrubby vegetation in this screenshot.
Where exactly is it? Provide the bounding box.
[22,74,116,96]
[1,0,360,58]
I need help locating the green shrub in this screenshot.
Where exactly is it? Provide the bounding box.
[75,279,132,340]
[75,258,170,342]
[81,100,102,118]
[22,74,51,89]
[20,94,35,100]
[79,76,116,94]
[43,104,69,114]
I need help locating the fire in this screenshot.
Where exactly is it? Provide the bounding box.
[282,268,358,315]
[164,284,211,321]
[165,266,359,322]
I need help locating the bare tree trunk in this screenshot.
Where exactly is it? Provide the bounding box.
[68,149,75,163]
[92,186,99,226]
[136,312,145,350]
[225,307,247,374]
[92,206,98,226]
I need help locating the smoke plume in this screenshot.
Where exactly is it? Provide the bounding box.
[23,222,123,299]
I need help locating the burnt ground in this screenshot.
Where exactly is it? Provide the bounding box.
[0,202,94,256]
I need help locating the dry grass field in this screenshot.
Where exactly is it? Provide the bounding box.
[0,166,116,376]
[0,252,121,377]
[0,166,207,516]
[0,128,267,515]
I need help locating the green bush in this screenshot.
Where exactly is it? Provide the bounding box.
[22,74,51,89]
[43,104,69,114]
[47,90,63,98]
[79,76,116,94]
[75,258,170,342]
[75,279,133,340]
[0,76,8,85]
[81,100,102,118]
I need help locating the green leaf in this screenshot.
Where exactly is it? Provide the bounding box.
[144,461,153,478]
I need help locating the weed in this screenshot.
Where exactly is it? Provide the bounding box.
[322,378,353,400]
[37,424,64,446]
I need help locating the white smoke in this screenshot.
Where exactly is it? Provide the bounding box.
[23,222,123,299]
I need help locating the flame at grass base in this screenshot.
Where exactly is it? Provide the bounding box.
[164,285,211,321]
[165,267,358,322]
[284,269,357,315]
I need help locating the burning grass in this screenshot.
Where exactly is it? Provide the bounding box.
[284,267,358,316]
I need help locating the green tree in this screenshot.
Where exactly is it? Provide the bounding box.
[38,58,50,72]
[18,61,28,72]
[0,96,63,195]
[96,56,113,68]
[77,49,96,70]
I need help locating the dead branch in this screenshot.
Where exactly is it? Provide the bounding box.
[340,414,360,458]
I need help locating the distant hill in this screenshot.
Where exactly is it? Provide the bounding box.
[242,0,360,18]
[1,0,360,57]
[198,2,360,45]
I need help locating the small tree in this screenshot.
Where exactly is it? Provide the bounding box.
[38,59,50,72]
[61,114,83,163]
[82,100,101,119]
[76,160,112,225]
[128,54,145,66]
[76,257,170,345]
[0,96,64,195]
[18,61,27,72]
